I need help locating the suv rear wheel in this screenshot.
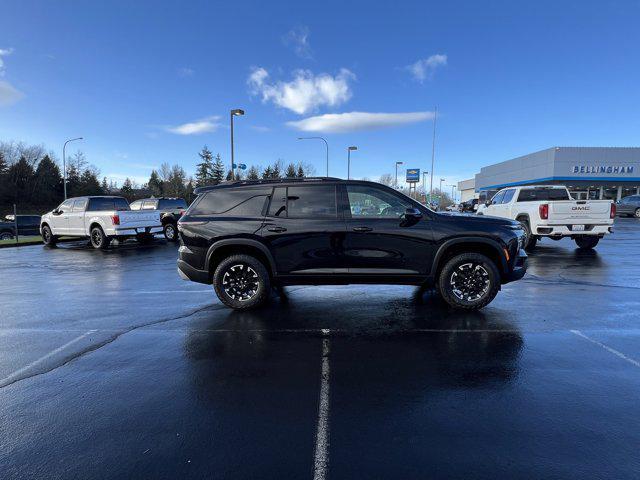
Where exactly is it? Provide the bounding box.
[437,252,500,310]
[213,254,270,310]
[163,223,177,241]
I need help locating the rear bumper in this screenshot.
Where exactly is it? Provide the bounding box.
[177,259,210,284]
[503,249,527,284]
[111,225,163,236]
[535,224,612,237]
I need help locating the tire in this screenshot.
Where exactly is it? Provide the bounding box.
[213,254,270,310]
[437,253,500,310]
[518,219,537,251]
[163,223,178,242]
[136,233,154,245]
[41,225,57,246]
[90,226,110,250]
[575,236,599,250]
[635,208,640,219]
[0,231,13,240]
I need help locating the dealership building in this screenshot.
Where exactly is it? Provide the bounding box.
[458,147,640,202]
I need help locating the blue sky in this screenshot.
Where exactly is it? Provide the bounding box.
[1,0,639,187]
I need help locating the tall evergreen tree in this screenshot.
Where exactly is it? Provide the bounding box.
[6,156,35,204]
[120,178,134,200]
[79,169,102,196]
[195,145,214,187]
[262,166,273,179]
[101,177,109,193]
[148,169,163,196]
[271,160,282,179]
[296,164,305,178]
[246,165,260,180]
[32,155,62,205]
[285,163,297,178]
[226,169,234,181]
[211,154,225,185]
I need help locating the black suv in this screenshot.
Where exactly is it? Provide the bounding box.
[177,178,527,310]
[130,197,188,241]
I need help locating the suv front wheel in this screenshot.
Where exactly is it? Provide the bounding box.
[213,254,271,310]
[437,252,500,310]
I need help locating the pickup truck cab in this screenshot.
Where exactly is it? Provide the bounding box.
[130,197,187,241]
[40,196,162,249]
[0,215,41,240]
[479,185,615,250]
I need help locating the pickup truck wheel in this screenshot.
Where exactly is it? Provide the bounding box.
[635,208,640,218]
[213,254,270,310]
[41,225,57,246]
[90,226,110,250]
[575,236,599,250]
[437,253,500,310]
[0,231,13,240]
[163,223,177,241]
[518,220,537,251]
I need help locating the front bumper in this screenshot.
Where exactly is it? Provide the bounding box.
[177,259,210,284]
[503,248,527,284]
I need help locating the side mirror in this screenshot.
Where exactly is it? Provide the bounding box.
[401,207,422,226]
[485,201,492,207]
[52,209,61,215]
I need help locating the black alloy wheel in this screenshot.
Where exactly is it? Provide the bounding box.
[213,254,270,310]
[437,252,500,310]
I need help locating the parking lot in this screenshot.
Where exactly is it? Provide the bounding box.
[1,218,640,479]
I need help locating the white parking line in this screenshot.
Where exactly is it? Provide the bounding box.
[312,332,331,480]
[0,330,97,387]
[571,329,640,368]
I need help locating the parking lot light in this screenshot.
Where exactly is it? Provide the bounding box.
[347,146,357,179]
[62,137,83,200]
[230,109,245,181]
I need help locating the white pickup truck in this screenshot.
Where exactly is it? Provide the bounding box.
[40,196,162,249]
[478,185,615,250]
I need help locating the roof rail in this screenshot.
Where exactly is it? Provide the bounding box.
[193,177,343,195]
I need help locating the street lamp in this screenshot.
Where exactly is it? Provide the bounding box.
[298,137,329,177]
[395,161,404,188]
[448,184,457,203]
[230,108,245,181]
[63,137,83,200]
[438,178,445,209]
[347,146,357,179]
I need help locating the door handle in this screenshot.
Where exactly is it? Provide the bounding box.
[267,226,287,233]
[352,226,372,232]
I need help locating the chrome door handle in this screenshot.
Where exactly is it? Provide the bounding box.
[267,226,287,233]
[352,226,372,232]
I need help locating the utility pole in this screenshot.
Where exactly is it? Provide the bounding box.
[429,106,437,204]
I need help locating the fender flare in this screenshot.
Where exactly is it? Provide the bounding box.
[430,236,507,276]
[206,238,277,275]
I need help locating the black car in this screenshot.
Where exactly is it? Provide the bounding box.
[459,198,479,213]
[0,215,42,240]
[177,178,527,311]
[130,197,188,241]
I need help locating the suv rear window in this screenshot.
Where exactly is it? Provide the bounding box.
[87,197,130,211]
[190,188,271,216]
[517,188,570,202]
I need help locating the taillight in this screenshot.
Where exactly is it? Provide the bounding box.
[179,210,185,217]
[539,204,549,220]
[610,203,616,219]
[111,214,120,225]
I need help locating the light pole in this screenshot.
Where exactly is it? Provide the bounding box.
[230,108,245,180]
[347,146,357,179]
[448,184,457,203]
[298,137,329,177]
[63,137,83,200]
[422,171,429,204]
[438,178,445,209]
[429,106,438,203]
[395,161,403,188]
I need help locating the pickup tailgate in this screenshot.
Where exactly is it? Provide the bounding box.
[547,200,612,223]
[117,210,161,228]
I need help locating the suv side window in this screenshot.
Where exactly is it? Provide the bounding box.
[191,188,271,216]
[491,190,506,205]
[346,184,411,218]
[142,200,157,210]
[130,200,142,210]
[502,189,516,204]
[267,186,337,218]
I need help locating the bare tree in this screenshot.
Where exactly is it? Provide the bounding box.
[378,173,394,186]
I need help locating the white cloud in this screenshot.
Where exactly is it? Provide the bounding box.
[178,67,194,78]
[0,47,14,75]
[248,67,354,115]
[283,26,312,59]
[405,54,447,82]
[250,125,271,132]
[166,116,222,135]
[287,111,433,133]
[0,80,24,106]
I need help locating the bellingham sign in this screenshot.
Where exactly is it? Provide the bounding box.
[572,165,635,174]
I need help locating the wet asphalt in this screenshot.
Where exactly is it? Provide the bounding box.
[1,218,640,479]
